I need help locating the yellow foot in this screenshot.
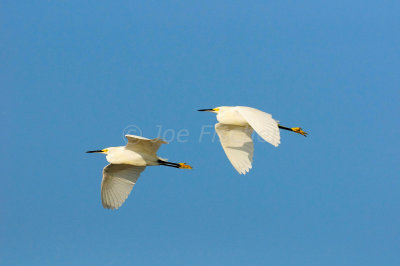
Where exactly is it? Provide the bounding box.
[291,127,308,137]
[178,163,193,169]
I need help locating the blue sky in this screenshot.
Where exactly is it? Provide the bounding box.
[2,1,399,265]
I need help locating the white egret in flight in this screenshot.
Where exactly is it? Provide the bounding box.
[87,135,192,210]
[198,106,307,174]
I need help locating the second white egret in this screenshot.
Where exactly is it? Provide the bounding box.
[198,106,307,174]
[87,134,192,210]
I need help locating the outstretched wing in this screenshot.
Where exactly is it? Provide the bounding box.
[125,134,167,155]
[236,106,280,147]
[215,123,254,175]
[101,164,146,210]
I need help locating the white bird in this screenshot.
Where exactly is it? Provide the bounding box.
[87,134,192,210]
[198,106,307,174]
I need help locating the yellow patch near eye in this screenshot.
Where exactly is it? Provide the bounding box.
[102,149,108,153]
[213,108,220,111]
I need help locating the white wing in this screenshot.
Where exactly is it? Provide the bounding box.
[236,106,280,147]
[101,164,146,210]
[215,123,254,175]
[125,134,167,155]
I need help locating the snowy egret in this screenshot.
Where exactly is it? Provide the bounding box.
[87,134,192,210]
[198,106,307,174]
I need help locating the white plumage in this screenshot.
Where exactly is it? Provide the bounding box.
[199,106,307,174]
[87,134,192,210]
[215,123,254,174]
[235,107,280,147]
[101,164,145,209]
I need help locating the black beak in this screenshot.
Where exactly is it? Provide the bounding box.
[86,150,104,153]
[198,109,214,112]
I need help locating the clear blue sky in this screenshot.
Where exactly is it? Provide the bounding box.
[2,1,399,265]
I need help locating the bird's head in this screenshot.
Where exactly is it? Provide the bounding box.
[86,148,109,154]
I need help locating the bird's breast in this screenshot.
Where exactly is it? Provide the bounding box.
[106,150,147,166]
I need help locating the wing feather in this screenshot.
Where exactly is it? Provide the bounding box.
[215,123,254,175]
[125,135,167,155]
[236,106,280,147]
[101,164,146,210]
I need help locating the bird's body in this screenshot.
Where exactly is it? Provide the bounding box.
[104,146,149,166]
[216,106,248,126]
[199,106,307,174]
[87,134,191,210]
